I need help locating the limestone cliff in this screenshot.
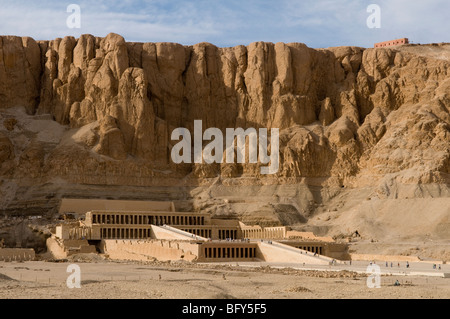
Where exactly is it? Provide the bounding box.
[0,33,449,246]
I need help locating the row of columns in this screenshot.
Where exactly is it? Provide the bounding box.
[243,227,285,239]
[69,227,91,240]
[100,227,151,239]
[0,253,34,262]
[92,213,205,226]
[182,228,212,238]
[204,246,256,259]
[298,246,323,254]
[218,229,238,240]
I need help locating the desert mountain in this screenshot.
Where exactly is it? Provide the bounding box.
[0,33,449,254]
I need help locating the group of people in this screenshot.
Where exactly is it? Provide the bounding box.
[382,261,444,270]
[383,261,409,268]
[433,264,442,270]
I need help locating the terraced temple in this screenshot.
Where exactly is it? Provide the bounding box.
[47,199,348,263]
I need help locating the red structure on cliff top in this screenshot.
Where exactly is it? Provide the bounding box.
[374,38,409,48]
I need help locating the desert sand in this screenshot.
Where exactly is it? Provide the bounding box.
[0,258,449,299]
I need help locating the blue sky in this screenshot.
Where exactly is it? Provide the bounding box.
[0,0,448,48]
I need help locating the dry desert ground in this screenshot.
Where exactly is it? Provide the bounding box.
[0,258,449,299]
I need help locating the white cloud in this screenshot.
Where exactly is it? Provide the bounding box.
[0,0,448,48]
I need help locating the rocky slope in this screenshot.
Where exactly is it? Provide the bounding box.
[0,33,449,248]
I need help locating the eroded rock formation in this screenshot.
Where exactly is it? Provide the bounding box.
[0,34,449,241]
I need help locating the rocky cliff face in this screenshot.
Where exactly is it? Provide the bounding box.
[0,34,449,243]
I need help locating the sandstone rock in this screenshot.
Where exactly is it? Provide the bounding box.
[94,115,127,160]
[100,33,129,80]
[319,98,334,126]
[0,36,41,113]
[356,107,386,150]
[114,67,155,160]
[0,132,14,163]
[0,34,448,209]
[54,65,85,124]
[278,125,333,178]
[73,34,96,76]
[18,141,45,178]
[69,99,97,128]
[57,36,77,83]
[141,42,186,128]
[3,118,17,131]
[37,47,58,115]
[327,117,357,147]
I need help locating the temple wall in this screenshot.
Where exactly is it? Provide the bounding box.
[102,239,198,262]
[46,237,97,259]
[374,38,409,48]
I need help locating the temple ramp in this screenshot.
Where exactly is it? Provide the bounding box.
[257,241,332,265]
[152,225,207,241]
